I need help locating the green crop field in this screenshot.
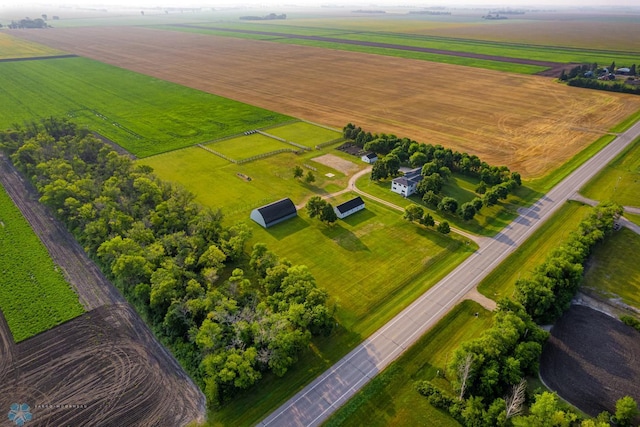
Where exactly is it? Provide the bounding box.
[205,133,293,161]
[580,137,640,207]
[478,201,592,300]
[582,228,640,309]
[264,122,342,148]
[326,300,492,427]
[0,57,290,157]
[0,183,84,342]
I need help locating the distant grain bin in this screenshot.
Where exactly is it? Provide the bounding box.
[250,198,297,228]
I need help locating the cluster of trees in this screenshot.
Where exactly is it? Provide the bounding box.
[416,203,631,426]
[404,204,450,234]
[418,299,548,426]
[560,62,640,95]
[305,196,337,224]
[0,118,334,406]
[343,123,521,221]
[293,165,316,184]
[514,203,622,324]
[6,17,49,29]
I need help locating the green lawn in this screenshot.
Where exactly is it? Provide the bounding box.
[627,213,640,226]
[580,137,640,207]
[265,122,343,148]
[325,300,492,427]
[477,201,592,300]
[139,144,356,222]
[582,228,640,309]
[0,57,290,157]
[0,183,84,342]
[205,133,293,161]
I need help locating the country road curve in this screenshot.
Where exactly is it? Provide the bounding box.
[259,119,640,427]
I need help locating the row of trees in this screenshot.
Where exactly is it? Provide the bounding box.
[404,204,450,233]
[344,123,520,222]
[0,118,334,406]
[568,78,640,95]
[343,123,521,185]
[514,202,622,324]
[416,203,630,426]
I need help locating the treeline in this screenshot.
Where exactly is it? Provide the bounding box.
[568,78,640,95]
[416,203,625,426]
[514,202,623,324]
[0,118,334,406]
[344,123,521,221]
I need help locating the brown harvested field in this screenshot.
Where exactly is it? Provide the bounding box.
[540,305,640,419]
[13,27,640,178]
[0,303,206,427]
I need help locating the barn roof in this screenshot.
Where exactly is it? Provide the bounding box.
[363,152,377,159]
[256,198,297,225]
[335,196,365,214]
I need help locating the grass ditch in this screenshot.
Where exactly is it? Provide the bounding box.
[0,183,84,342]
[580,136,640,207]
[325,300,492,427]
[582,228,640,309]
[478,201,592,300]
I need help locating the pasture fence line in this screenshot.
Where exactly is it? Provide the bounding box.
[315,137,346,150]
[303,164,317,171]
[236,148,300,164]
[197,144,238,163]
[257,130,311,151]
[300,119,342,132]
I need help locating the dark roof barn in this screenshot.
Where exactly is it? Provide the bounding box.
[250,198,297,228]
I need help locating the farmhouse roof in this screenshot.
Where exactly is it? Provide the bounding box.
[256,198,297,225]
[335,196,365,214]
[392,168,422,185]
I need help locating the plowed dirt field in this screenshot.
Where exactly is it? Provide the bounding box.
[13,27,640,178]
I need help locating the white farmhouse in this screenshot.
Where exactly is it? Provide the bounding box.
[391,168,422,197]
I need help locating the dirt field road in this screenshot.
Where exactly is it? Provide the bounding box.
[0,153,122,311]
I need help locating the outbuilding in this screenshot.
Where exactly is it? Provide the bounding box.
[250,198,297,228]
[361,152,378,164]
[334,196,365,219]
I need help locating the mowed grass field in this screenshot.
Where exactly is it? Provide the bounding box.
[580,137,640,207]
[14,26,640,178]
[0,183,84,342]
[205,133,292,161]
[478,201,592,300]
[326,300,492,427]
[0,56,290,157]
[265,121,342,148]
[582,228,640,309]
[0,32,63,58]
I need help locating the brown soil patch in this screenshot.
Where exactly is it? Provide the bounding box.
[312,153,359,174]
[540,305,640,419]
[0,304,206,426]
[12,27,640,178]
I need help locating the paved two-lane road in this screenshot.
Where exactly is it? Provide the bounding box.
[260,119,640,427]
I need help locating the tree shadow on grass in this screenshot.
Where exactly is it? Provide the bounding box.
[266,216,310,240]
[320,222,369,252]
[340,209,376,227]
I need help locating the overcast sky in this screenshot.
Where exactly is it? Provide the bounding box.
[2,0,640,9]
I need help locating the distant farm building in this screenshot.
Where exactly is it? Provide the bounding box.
[334,196,365,219]
[250,198,297,228]
[391,168,423,197]
[361,152,378,164]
